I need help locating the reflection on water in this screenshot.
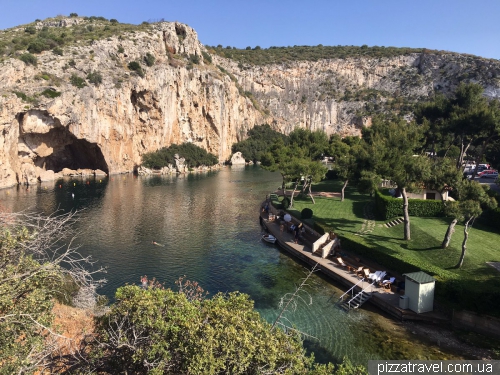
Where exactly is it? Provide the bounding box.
[0,166,461,364]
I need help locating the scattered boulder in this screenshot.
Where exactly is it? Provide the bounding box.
[77,169,93,176]
[19,163,38,185]
[137,166,152,175]
[62,168,78,176]
[174,154,187,173]
[230,152,246,165]
[93,169,107,176]
[38,169,55,182]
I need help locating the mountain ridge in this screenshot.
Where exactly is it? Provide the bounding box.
[0,16,499,188]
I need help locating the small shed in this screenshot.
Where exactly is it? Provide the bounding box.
[403,271,436,314]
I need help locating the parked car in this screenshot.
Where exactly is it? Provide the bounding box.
[478,170,499,178]
[477,165,489,173]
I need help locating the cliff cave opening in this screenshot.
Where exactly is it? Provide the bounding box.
[37,136,109,174]
[20,123,109,174]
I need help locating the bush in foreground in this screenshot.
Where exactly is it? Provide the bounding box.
[0,211,105,374]
[85,283,367,375]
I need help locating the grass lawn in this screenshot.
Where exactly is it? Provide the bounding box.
[287,180,500,314]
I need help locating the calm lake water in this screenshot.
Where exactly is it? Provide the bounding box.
[0,166,461,364]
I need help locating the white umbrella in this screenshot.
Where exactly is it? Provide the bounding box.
[284,214,292,222]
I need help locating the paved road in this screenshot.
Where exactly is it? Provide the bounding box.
[475,176,500,193]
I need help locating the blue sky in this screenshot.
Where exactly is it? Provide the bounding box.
[2,0,500,59]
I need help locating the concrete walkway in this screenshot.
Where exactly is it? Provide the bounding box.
[260,209,449,323]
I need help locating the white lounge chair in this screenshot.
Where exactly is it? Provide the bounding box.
[368,271,386,283]
[380,277,396,289]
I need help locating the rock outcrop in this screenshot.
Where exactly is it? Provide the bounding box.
[1,17,500,188]
[230,152,246,165]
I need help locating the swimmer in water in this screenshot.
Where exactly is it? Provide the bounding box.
[151,241,164,247]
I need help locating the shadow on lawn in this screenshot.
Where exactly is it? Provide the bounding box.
[319,217,361,232]
[400,243,442,251]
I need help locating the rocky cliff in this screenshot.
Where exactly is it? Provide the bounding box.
[1,16,500,188]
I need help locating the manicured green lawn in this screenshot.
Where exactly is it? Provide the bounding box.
[287,180,500,314]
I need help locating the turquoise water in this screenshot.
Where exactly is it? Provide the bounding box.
[0,166,460,364]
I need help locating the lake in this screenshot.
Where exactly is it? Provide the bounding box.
[0,165,461,364]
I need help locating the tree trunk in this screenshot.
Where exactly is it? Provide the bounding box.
[471,138,492,179]
[457,137,472,170]
[289,179,299,208]
[281,177,286,198]
[308,183,315,204]
[401,187,411,241]
[301,178,308,194]
[341,179,348,202]
[456,216,474,268]
[441,218,457,249]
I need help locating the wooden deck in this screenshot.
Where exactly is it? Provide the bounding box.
[260,209,449,323]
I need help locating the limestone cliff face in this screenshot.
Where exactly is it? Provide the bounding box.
[1,18,500,189]
[216,51,500,137]
[0,21,262,187]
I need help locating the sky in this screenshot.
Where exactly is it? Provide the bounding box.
[1,0,500,60]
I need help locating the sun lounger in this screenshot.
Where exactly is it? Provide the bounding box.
[353,266,363,275]
[368,271,386,283]
[358,268,370,279]
[380,277,396,289]
[336,257,348,268]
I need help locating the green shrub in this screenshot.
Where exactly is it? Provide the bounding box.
[68,59,76,67]
[301,208,313,220]
[19,53,37,66]
[41,89,61,98]
[13,91,33,102]
[374,189,444,220]
[478,207,500,230]
[144,52,155,67]
[27,39,47,53]
[52,47,63,55]
[313,221,325,235]
[189,54,200,64]
[24,26,36,35]
[70,12,78,17]
[201,51,212,64]
[86,70,102,85]
[70,74,86,88]
[117,45,124,53]
[270,196,283,210]
[127,61,144,77]
[281,197,290,209]
[142,143,218,169]
[110,19,118,24]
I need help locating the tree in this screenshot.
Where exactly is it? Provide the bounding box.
[289,128,329,161]
[88,285,311,374]
[442,181,497,267]
[418,84,500,177]
[329,135,365,201]
[231,124,286,162]
[363,117,431,240]
[0,210,105,374]
[261,137,326,205]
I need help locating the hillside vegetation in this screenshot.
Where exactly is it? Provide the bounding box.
[0,15,151,60]
[210,44,429,66]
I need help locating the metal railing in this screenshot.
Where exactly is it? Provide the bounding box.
[337,278,366,303]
